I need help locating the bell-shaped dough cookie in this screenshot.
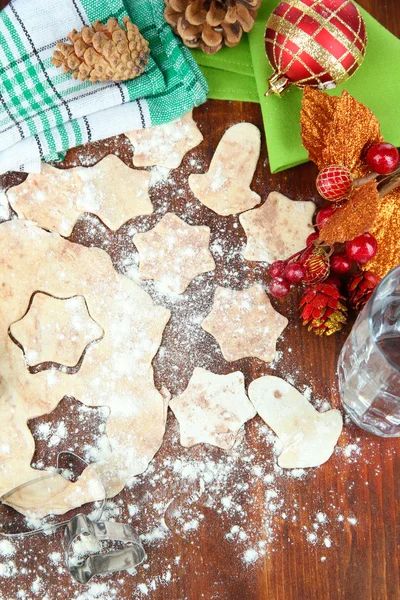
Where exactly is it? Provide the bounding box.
[248,376,342,468]
[189,123,261,216]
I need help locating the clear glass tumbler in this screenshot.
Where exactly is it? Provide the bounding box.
[338,265,400,437]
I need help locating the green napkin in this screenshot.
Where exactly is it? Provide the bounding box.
[192,1,400,173]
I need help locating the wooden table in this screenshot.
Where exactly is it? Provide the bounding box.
[0,1,399,599]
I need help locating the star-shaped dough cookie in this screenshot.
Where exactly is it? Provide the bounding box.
[239,192,316,263]
[202,284,288,363]
[189,123,261,216]
[7,155,153,236]
[10,293,103,368]
[248,376,343,468]
[132,213,216,293]
[126,111,203,169]
[170,368,256,450]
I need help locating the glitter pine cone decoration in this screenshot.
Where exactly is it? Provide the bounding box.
[164,0,262,54]
[264,0,367,96]
[299,282,348,336]
[348,271,381,311]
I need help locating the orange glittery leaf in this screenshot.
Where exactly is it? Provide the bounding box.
[363,188,400,277]
[301,89,382,177]
[321,91,382,178]
[319,181,379,244]
[300,87,338,169]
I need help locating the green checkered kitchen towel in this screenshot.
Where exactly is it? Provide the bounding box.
[0,0,208,173]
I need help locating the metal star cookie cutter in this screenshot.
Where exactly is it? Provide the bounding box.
[0,451,146,584]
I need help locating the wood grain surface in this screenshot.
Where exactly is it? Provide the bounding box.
[0,1,399,599]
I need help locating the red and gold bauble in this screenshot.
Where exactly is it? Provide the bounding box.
[264,0,367,96]
[316,165,353,201]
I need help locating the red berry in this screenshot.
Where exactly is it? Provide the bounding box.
[269,260,286,279]
[330,253,352,274]
[325,274,342,289]
[345,233,378,264]
[316,165,353,201]
[316,206,337,229]
[283,262,306,284]
[306,231,319,245]
[269,277,290,298]
[366,142,399,175]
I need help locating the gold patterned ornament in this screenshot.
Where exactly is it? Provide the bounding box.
[264,0,367,96]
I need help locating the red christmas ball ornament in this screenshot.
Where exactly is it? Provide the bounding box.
[269,277,291,298]
[302,247,330,284]
[345,232,378,264]
[269,260,286,279]
[365,142,400,175]
[330,253,352,274]
[316,205,337,229]
[264,0,367,96]
[316,165,353,201]
[283,262,306,284]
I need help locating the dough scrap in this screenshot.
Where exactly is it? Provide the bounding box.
[240,192,316,263]
[170,368,256,450]
[0,220,170,517]
[189,123,261,216]
[7,155,153,236]
[133,213,216,294]
[248,376,343,468]
[202,284,288,363]
[10,293,104,368]
[126,111,203,169]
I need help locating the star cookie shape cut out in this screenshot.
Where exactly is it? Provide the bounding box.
[10,293,104,368]
[133,213,216,293]
[202,284,288,363]
[239,192,316,263]
[7,155,153,236]
[126,110,203,169]
[170,368,256,450]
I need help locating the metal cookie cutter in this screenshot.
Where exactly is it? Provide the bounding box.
[65,513,147,584]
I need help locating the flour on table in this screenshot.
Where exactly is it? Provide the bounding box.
[133,213,216,294]
[126,111,203,169]
[248,376,343,468]
[239,191,316,263]
[202,284,288,363]
[6,155,153,236]
[170,368,256,450]
[189,123,261,216]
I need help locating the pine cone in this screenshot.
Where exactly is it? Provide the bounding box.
[300,283,348,336]
[164,0,262,54]
[52,17,149,83]
[348,271,381,311]
[302,246,330,284]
